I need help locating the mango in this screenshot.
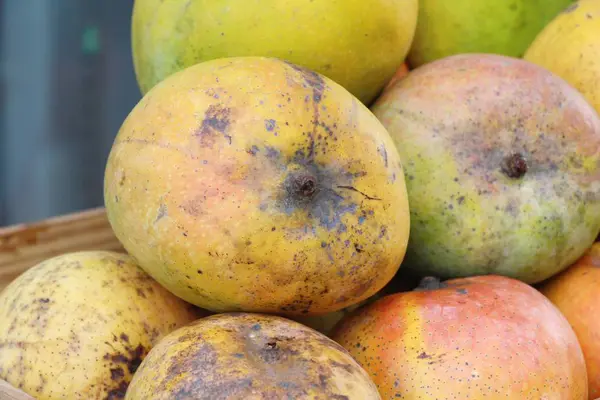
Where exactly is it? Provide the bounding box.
[125,313,381,399]
[538,242,600,399]
[104,57,410,316]
[407,0,573,67]
[371,53,600,284]
[131,0,418,104]
[383,62,411,93]
[331,275,588,399]
[524,0,600,116]
[0,251,203,400]
[293,266,421,335]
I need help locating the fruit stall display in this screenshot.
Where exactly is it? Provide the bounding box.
[2,0,600,399]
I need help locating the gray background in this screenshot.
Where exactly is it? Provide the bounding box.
[1,0,141,225]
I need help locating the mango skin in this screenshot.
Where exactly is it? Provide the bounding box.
[383,62,410,93]
[293,266,421,336]
[131,0,418,105]
[0,251,203,400]
[407,0,573,67]
[371,53,600,284]
[331,275,588,399]
[524,0,600,116]
[125,313,381,399]
[538,242,600,399]
[104,56,410,316]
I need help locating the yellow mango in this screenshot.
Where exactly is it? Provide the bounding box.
[104,57,410,316]
[525,0,600,116]
[0,251,204,399]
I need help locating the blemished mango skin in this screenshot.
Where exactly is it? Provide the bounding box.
[331,275,588,399]
[538,242,600,399]
[125,313,381,399]
[524,0,600,117]
[132,0,418,105]
[0,251,204,400]
[104,56,410,316]
[371,53,600,284]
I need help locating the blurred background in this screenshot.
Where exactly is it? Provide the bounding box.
[0,1,140,225]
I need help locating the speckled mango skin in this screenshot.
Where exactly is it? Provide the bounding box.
[293,266,421,336]
[407,0,573,67]
[331,275,588,399]
[125,313,381,399]
[524,0,600,116]
[104,57,410,316]
[372,53,600,284]
[539,242,600,399]
[0,251,203,400]
[131,0,418,105]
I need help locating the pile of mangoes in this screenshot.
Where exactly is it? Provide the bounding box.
[2,0,600,399]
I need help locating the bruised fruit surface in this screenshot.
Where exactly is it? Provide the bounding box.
[372,53,600,284]
[125,313,381,399]
[331,275,588,399]
[104,56,410,316]
[131,0,418,105]
[539,243,600,399]
[0,251,203,400]
[524,0,600,116]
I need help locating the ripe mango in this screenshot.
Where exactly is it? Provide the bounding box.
[371,53,600,284]
[0,251,203,400]
[331,275,588,399]
[131,0,418,104]
[104,57,410,316]
[408,0,574,67]
[539,243,600,399]
[524,0,600,116]
[125,313,381,399]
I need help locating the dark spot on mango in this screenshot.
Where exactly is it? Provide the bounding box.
[284,61,325,104]
[377,144,389,167]
[417,351,432,359]
[414,276,448,291]
[274,161,359,231]
[180,199,202,217]
[106,381,128,400]
[456,288,468,295]
[104,343,147,378]
[165,342,218,380]
[155,203,167,222]
[501,152,528,178]
[110,367,125,381]
[38,298,50,303]
[265,119,276,131]
[562,2,579,13]
[354,243,363,253]
[193,104,232,147]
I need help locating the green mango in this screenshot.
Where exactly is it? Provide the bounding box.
[408,0,574,67]
[132,0,418,105]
